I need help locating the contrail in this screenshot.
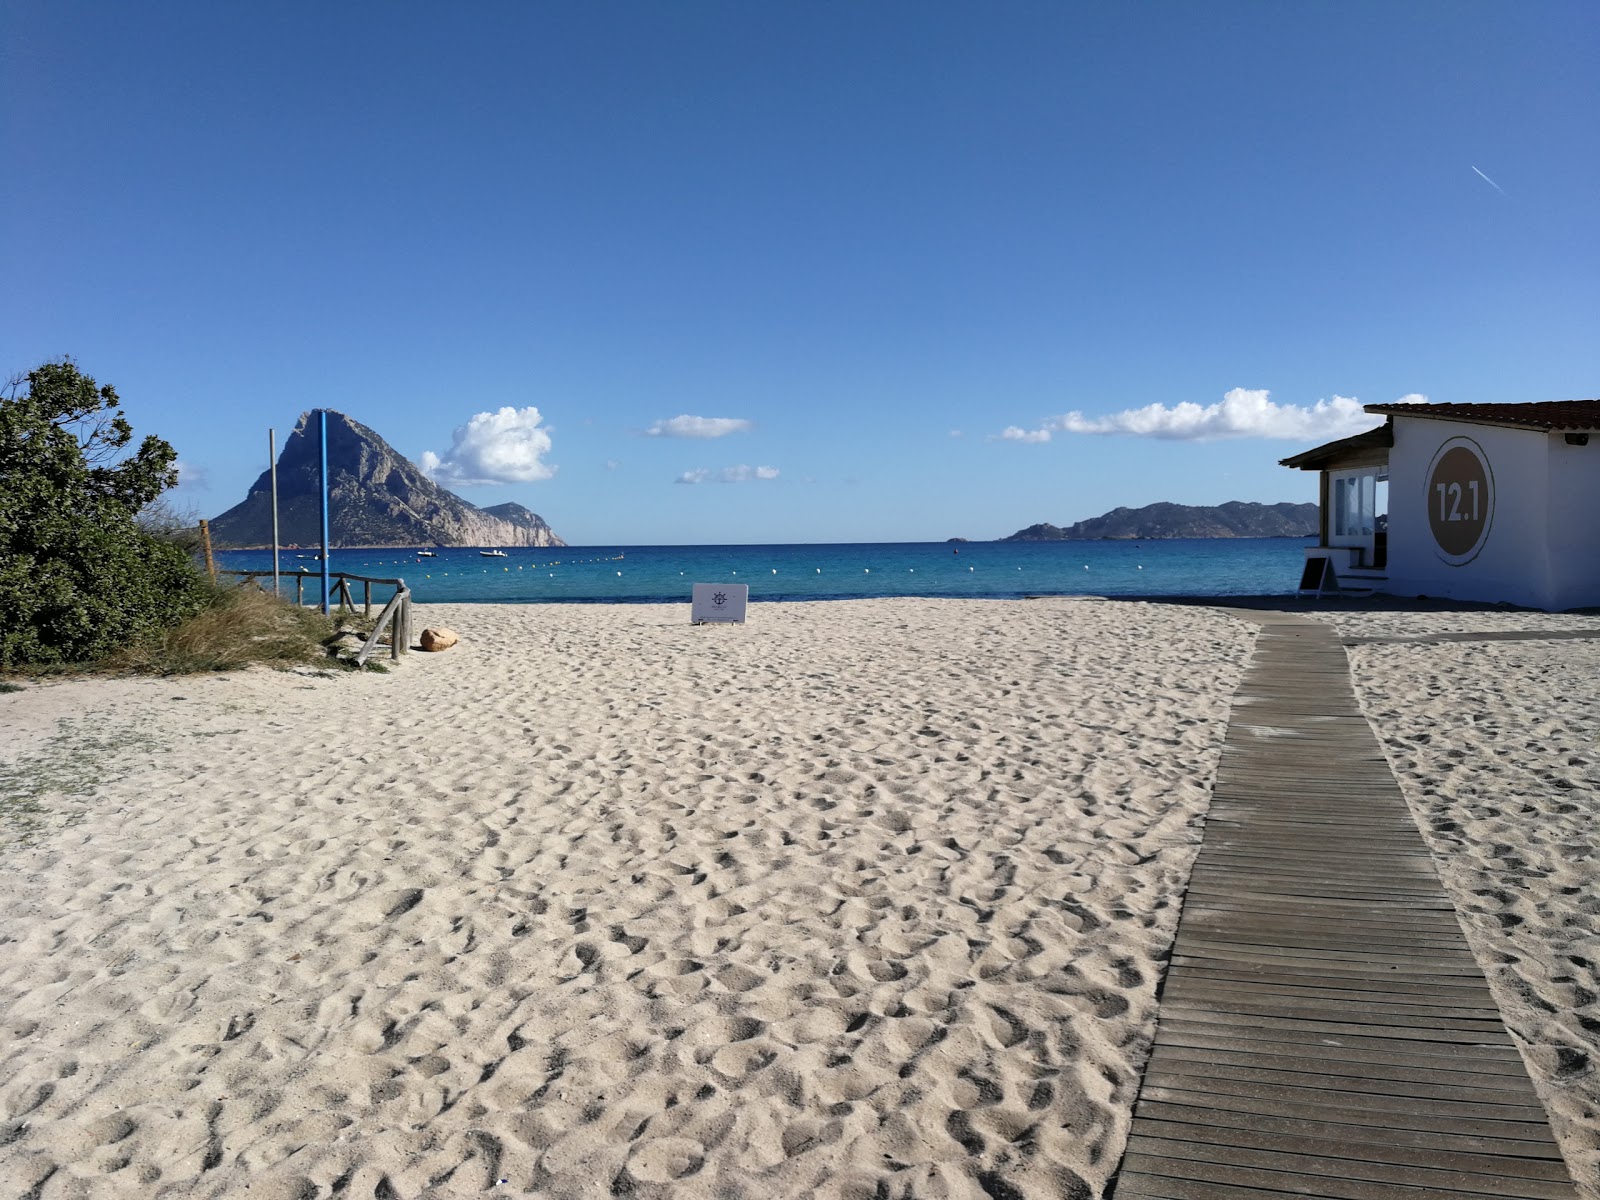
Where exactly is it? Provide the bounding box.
[1471,165,1506,194]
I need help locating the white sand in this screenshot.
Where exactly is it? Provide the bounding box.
[1341,630,1600,1199]
[1317,607,1600,640]
[0,598,1253,1200]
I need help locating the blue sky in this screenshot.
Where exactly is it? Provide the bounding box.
[4,2,1595,545]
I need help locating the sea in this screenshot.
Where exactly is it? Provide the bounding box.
[216,539,1312,605]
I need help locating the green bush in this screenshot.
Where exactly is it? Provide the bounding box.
[0,360,212,667]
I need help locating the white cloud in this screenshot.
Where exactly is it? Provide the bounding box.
[646,415,753,439]
[948,429,965,438]
[419,407,555,485]
[996,426,1052,444]
[604,459,621,471]
[995,388,1397,444]
[674,464,780,485]
[174,460,208,489]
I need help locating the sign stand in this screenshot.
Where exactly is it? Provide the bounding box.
[1298,556,1335,597]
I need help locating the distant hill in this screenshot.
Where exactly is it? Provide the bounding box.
[1001,501,1318,541]
[209,410,565,549]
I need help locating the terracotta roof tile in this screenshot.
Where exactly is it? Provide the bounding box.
[1363,400,1600,432]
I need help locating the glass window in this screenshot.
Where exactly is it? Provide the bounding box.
[1331,469,1384,542]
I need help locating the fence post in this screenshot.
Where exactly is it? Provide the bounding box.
[395,583,409,658]
[199,519,216,580]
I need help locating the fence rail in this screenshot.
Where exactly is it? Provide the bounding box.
[223,570,412,663]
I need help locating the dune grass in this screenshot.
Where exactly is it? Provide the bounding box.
[105,582,354,674]
[0,581,398,690]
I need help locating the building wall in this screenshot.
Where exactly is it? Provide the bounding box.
[1384,419,1578,609]
[1545,433,1600,609]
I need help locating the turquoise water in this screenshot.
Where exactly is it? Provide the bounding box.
[218,539,1310,604]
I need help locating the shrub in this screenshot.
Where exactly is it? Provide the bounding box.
[0,360,212,666]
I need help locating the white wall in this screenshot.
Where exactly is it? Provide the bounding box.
[1385,419,1571,608]
[1545,433,1600,610]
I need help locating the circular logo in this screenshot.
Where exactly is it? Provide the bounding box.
[1425,436,1494,564]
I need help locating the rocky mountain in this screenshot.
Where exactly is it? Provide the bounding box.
[1001,501,1318,541]
[209,410,565,549]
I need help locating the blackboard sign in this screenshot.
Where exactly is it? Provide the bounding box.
[1298,556,1334,596]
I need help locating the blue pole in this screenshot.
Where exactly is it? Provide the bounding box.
[319,409,331,616]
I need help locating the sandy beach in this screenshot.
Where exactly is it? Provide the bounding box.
[0,599,1253,1199]
[2,598,1596,1199]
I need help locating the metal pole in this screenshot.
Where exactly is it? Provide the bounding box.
[319,410,331,616]
[269,429,281,599]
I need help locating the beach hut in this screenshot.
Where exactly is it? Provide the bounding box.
[1282,400,1600,610]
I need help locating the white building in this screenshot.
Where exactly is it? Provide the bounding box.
[1282,400,1600,611]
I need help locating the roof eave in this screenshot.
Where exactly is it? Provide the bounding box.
[1279,421,1394,471]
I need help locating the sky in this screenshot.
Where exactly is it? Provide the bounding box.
[4,2,1596,545]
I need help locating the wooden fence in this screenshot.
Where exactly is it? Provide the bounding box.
[224,570,412,665]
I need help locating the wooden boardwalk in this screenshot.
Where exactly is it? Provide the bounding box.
[1113,612,1576,1200]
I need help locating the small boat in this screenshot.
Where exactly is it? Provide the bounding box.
[417,551,437,557]
[480,549,508,558]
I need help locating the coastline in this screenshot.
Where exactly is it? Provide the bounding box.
[2,598,1596,1197]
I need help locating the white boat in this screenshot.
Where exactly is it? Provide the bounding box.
[417,551,437,557]
[479,549,508,558]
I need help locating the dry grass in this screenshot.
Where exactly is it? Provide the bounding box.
[107,583,342,674]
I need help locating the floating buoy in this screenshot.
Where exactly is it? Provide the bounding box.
[969,567,974,571]
[1137,565,1143,570]
[816,568,820,573]
[1084,565,1089,570]
[617,571,622,576]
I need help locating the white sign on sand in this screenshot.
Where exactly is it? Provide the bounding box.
[691,583,748,624]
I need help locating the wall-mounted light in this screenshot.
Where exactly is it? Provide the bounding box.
[1565,432,1590,446]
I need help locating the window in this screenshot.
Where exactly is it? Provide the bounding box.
[1329,467,1387,551]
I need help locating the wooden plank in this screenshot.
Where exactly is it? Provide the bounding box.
[355,591,404,667]
[1171,953,1504,992]
[1154,1016,1524,1062]
[1121,1144,1573,1200]
[1169,947,1489,978]
[1154,1027,1528,1077]
[1143,1061,1547,1108]
[1171,919,1475,953]
[1112,612,1574,1199]
[1134,1100,1565,1160]
[1147,1045,1557,1099]
[1138,1083,1563,1143]
[1131,1121,1572,1182]
[1161,977,1502,1015]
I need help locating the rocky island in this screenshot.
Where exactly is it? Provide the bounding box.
[209,410,564,549]
[1002,500,1317,541]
